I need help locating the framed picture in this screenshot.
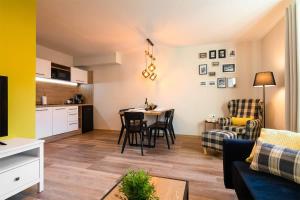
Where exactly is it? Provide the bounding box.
[217,78,226,88]
[227,78,236,88]
[199,52,207,59]
[222,64,235,72]
[209,50,217,59]
[199,64,207,75]
[200,81,207,86]
[208,72,216,76]
[218,49,226,58]
[212,62,219,67]
[208,81,216,86]
[229,49,236,57]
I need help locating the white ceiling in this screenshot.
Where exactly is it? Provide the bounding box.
[37,0,289,56]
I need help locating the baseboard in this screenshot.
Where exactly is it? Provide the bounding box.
[43,130,82,143]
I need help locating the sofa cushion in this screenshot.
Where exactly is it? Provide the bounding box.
[223,125,246,135]
[233,161,300,200]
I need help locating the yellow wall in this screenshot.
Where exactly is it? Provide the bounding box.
[0,0,36,139]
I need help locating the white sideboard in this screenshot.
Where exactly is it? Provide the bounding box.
[0,138,44,200]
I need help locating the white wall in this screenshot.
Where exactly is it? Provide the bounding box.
[89,42,261,135]
[36,44,74,66]
[261,18,285,129]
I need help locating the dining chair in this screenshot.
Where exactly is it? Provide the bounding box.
[169,109,176,139]
[117,108,134,144]
[149,110,174,149]
[121,112,148,156]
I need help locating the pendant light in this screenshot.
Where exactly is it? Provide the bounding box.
[142,38,157,81]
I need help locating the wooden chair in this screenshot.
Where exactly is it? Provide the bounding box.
[117,108,134,144]
[149,110,174,149]
[121,112,148,156]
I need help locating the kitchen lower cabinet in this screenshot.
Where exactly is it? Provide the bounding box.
[36,107,53,139]
[52,107,68,135]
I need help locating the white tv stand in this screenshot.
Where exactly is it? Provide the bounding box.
[0,138,44,200]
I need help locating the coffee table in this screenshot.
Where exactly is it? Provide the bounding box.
[101,176,189,200]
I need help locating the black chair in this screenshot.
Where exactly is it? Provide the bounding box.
[149,110,174,149]
[117,108,134,144]
[121,112,148,156]
[169,109,176,140]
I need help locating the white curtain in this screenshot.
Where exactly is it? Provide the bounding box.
[285,1,298,131]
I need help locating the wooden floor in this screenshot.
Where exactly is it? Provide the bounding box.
[10,130,236,200]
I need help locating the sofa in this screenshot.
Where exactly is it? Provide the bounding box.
[223,139,300,200]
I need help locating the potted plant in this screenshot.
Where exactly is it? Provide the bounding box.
[119,170,159,200]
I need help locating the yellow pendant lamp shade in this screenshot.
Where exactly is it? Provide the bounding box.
[150,73,157,81]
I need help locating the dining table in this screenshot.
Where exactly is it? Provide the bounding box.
[124,107,170,147]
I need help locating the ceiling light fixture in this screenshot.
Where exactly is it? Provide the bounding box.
[142,38,157,81]
[36,77,78,86]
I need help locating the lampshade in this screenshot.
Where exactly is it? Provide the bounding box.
[150,73,157,81]
[253,71,276,87]
[142,69,150,78]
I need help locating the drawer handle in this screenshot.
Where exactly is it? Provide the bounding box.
[69,113,77,116]
[36,73,45,76]
[69,123,78,125]
[36,109,48,111]
[55,108,66,110]
[14,177,20,182]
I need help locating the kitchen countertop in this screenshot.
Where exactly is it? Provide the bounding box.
[36,104,93,108]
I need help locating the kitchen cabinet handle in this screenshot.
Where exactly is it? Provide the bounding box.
[36,109,48,111]
[55,108,66,110]
[68,113,77,116]
[69,108,77,110]
[69,123,78,125]
[14,177,20,182]
[36,73,45,76]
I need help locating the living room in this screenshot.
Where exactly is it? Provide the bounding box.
[0,0,299,199]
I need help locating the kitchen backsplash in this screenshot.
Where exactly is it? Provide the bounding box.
[36,82,93,105]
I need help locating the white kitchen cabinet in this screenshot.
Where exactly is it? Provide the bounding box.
[52,107,68,135]
[67,106,79,132]
[36,58,51,79]
[71,67,88,84]
[36,107,53,139]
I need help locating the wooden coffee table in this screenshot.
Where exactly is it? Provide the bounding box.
[101,176,189,200]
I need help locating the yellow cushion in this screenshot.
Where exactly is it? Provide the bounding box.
[231,117,253,126]
[246,128,300,163]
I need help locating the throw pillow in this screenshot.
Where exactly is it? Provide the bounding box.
[231,117,253,126]
[250,141,300,184]
[246,128,300,163]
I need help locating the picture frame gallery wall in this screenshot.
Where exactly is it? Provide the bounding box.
[198,47,236,88]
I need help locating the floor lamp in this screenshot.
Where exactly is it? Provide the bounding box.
[253,71,276,128]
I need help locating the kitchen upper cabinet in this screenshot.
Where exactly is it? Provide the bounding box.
[36,107,53,139]
[71,67,88,84]
[36,58,51,79]
[52,107,68,135]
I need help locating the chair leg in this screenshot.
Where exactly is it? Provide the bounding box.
[121,131,129,154]
[118,126,125,144]
[168,127,174,144]
[148,128,152,147]
[140,132,144,156]
[203,147,207,155]
[171,124,176,139]
[153,129,157,148]
[164,129,170,149]
[135,132,138,145]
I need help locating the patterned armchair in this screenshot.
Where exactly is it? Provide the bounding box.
[218,99,263,140]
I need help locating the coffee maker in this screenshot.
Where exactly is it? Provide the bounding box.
[73,94,84,104]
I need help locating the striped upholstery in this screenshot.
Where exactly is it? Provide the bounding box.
[250,141,300,184]
[219,99,263,140]
[202,130,237,151]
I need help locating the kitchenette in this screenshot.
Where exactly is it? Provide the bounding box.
[35,57,94,140]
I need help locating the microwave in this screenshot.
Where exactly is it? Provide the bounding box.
[51,63,71,81]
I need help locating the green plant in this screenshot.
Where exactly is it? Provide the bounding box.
[119,170,159,200]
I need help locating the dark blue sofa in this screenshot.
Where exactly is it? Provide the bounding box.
[223,139,300,200]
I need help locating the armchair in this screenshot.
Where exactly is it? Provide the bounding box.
[218,99,263,140]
